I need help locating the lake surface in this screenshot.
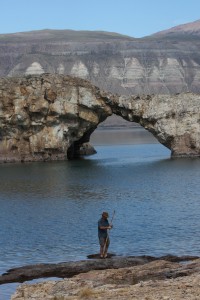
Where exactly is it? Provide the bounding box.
[0,129,200,299]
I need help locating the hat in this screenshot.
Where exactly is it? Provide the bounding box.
[102,211,109,218]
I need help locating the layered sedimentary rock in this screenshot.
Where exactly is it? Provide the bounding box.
[2,20,200,95]
[1,254,197,285]
[11,257,200,300]
[0,73,199,162]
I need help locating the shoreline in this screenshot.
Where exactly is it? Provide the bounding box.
[10,254,200,299]
[90,127,158,146]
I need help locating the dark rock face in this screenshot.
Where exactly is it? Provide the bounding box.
[1,22,200,95]
[0,74,199,162]
[0,255,198,285]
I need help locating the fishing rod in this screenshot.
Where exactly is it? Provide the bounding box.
[102,210,115,257]
[110,210,115,226]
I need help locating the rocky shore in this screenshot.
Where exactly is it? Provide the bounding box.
[9,255,200,300]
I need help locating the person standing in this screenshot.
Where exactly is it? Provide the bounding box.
[98,211,113,258]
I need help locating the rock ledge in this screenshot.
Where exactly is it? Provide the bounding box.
[10,255,200,300]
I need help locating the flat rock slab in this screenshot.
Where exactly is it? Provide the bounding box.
[0,254,198,285]
[87,253,116,259]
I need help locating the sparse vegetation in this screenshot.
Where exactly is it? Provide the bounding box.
[78,287,95,299]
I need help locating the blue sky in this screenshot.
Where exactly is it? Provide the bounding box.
[1,0,200,37]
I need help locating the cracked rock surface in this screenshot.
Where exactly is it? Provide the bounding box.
[0,73,200,162]
[11,258,200,300]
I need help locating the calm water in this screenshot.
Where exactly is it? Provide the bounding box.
[0,129,200,299]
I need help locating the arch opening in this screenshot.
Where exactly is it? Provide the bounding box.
[67,114,164,160]
[90,115,159,147]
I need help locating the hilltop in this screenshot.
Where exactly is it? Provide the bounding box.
[152,19,200,38]
[1,20,200,95]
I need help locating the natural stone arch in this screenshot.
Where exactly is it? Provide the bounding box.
[68,92,200,159]
[108,93,200,158]
[0,74,199,163]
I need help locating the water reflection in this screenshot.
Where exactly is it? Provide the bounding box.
[0,132,200,299]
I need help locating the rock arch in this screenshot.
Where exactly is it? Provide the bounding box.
[0,74,199,163]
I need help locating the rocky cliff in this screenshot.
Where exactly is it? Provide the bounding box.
[1,20,200,95]
[0,73,199,162]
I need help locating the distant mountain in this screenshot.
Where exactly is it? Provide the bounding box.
[1,21,200,95]
[152,19,200,38]
[0,29,134,42]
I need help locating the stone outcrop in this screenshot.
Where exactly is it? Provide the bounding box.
[0,255,156,285]
[0,254,197,285]
[0,73,199,162]
[11,257,200,300]
[0,74,112,162]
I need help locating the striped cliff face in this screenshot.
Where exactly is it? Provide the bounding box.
[1,23,200,95]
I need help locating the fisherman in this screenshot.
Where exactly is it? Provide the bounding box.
[98,211,113,258]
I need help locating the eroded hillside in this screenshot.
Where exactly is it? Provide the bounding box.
[1,20,200,95]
